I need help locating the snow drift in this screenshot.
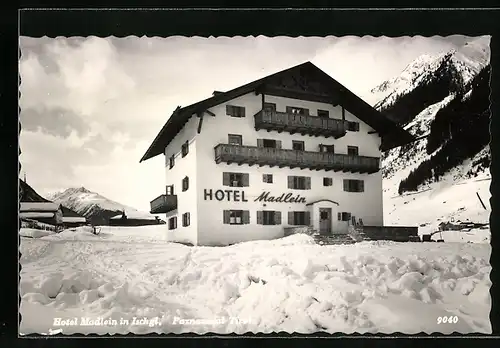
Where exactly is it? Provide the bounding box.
[19,227,491,335]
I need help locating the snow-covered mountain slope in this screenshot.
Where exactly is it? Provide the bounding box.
[372,36,491,229]
[47,187,157,225]
[372,36,490,116]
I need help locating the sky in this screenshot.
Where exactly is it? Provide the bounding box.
[19,35,481,211]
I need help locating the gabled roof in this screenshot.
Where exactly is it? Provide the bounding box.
[60,205,86,219]
[19,179,51,202]
[140,61,415,162]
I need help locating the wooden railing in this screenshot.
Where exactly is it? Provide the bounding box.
[150,194,177,214]
[214,144,380,173]
[254,109,348,138]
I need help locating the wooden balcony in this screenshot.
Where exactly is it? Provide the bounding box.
[214,144,380,174]
[150,194,177,214]
[254,109,347,138]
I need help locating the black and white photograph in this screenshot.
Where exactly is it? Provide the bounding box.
[18,33,492,335]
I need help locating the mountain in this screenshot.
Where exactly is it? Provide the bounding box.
[47,187,158,226]
[370,36,491,228]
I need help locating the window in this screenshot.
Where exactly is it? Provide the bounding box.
[166,185,174,195]
[286,106,309,115]
[347,121,360,131]
[338,212,352,221]
[168,217,177,230]
[347,146,359,156]
[181,141,189,157]
[223,172,249,187]
[323,177,333,187]
[292,140,305,151]
[257,139,282,149]
[319,144,335,153]
[223,210,250,225]
[169,155,175,169]
[288,176,311,190]
[228,134,242,146]
[182,176,189,192]
[263,139,276,148]
[288,211,310,226]
[343,179,365,193]
[226,105,246,118]
[264,102,276,112]
[262,174,273,183]
[317,109,329,118]
[182,212,190,227]
[257,211,281,225]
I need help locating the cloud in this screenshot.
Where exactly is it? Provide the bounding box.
[20,106,91,138]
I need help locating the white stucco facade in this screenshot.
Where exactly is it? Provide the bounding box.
[160,92,384,246]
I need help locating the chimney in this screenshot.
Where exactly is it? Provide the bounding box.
[212,91,224,97]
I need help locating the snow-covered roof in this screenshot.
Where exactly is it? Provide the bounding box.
[20,212,55,219]
[20,202,59,212]
[62,217,87,223]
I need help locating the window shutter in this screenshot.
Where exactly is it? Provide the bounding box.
[305,212,311,226]
[355,122,360,131]
[337,212,341,221]
[276,140,282,149]
[223,172,230,186]
[240,107,246,117]
[305,177,311,190]
[262,174,267,183]
[257,211,263,225]
[343,179,349,192]
[288,211,294,225]
[274,211,282,225]
[223,210,230,224]
[174,217,177,229]
[287,176,294,189]
[359,180,364,192]
[242,211,250,224]
[242,173,250,187]
[257,139,264,147]
[226,105,232,116]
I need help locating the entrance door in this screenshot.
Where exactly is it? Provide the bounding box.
[319,208,332,235]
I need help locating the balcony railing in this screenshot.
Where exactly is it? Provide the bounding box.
[150,194,177,214]
[254,109,348,138]
[214,144,380,174]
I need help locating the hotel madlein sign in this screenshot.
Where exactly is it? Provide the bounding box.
[203,189,306,203]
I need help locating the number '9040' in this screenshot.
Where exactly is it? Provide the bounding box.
[437,316,458,324]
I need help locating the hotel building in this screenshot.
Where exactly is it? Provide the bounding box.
[140,62,414,246]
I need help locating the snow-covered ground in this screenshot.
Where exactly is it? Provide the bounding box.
[20,226,491,335]
[383,153,491,240]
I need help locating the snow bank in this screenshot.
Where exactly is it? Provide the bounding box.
[40,225,168,243]
[20,228,55,239]
[19,230,491,335]
[431,229,491,244]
